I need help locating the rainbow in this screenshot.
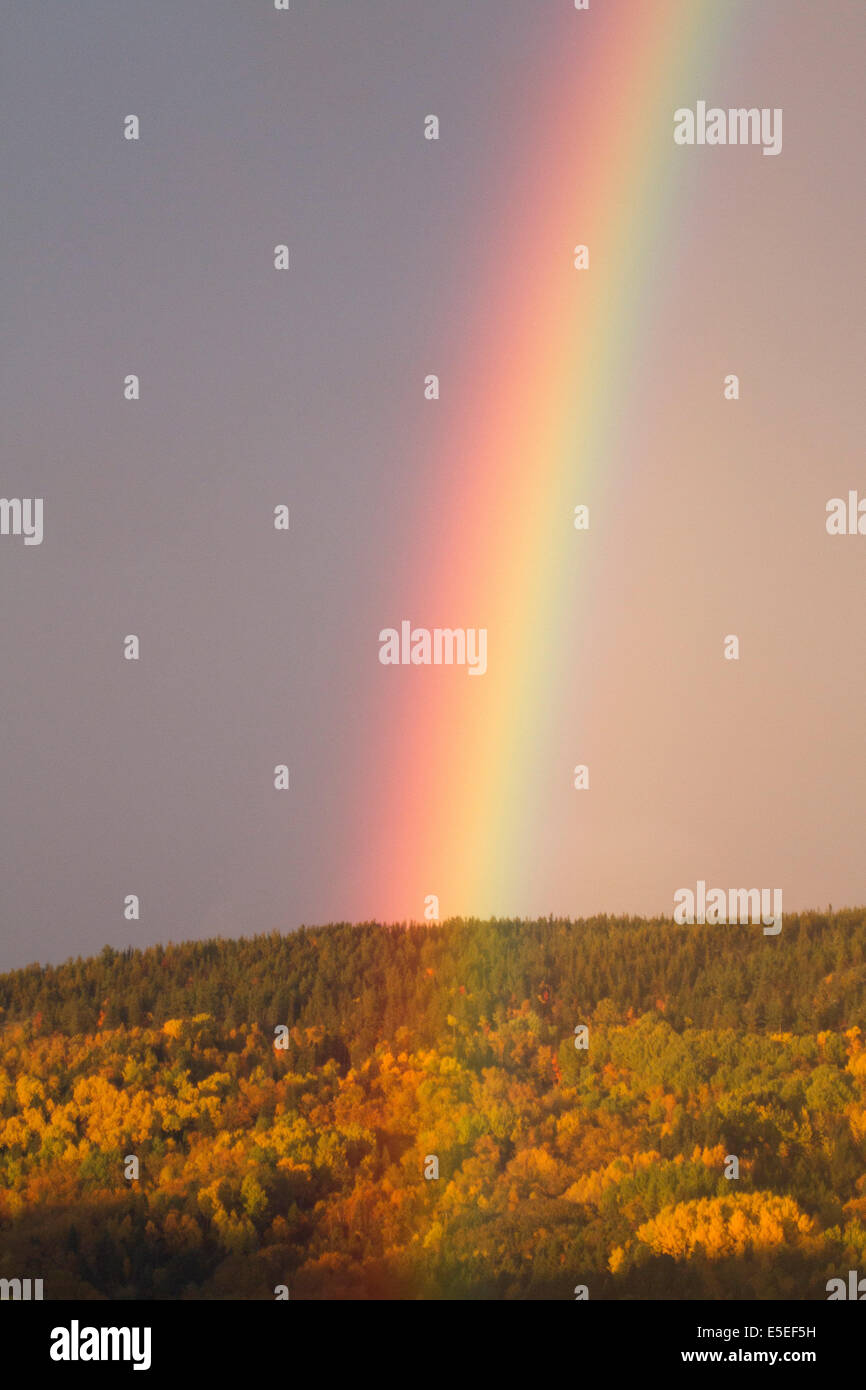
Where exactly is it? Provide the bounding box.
[346,1,740,925]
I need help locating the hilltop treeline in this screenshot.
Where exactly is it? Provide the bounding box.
[1,912,865,1300]
[1,909,863,1045]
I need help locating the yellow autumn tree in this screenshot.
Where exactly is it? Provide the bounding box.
[636,1191,819,1260]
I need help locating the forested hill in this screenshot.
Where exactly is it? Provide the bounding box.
[3,911,866,1299]
[1,909,863,1042]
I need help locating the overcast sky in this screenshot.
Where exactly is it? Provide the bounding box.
[1,1,863,970]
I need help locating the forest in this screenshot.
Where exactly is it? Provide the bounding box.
[1,910,865,1299]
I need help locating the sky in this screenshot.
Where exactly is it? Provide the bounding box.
[0,0,863,970]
